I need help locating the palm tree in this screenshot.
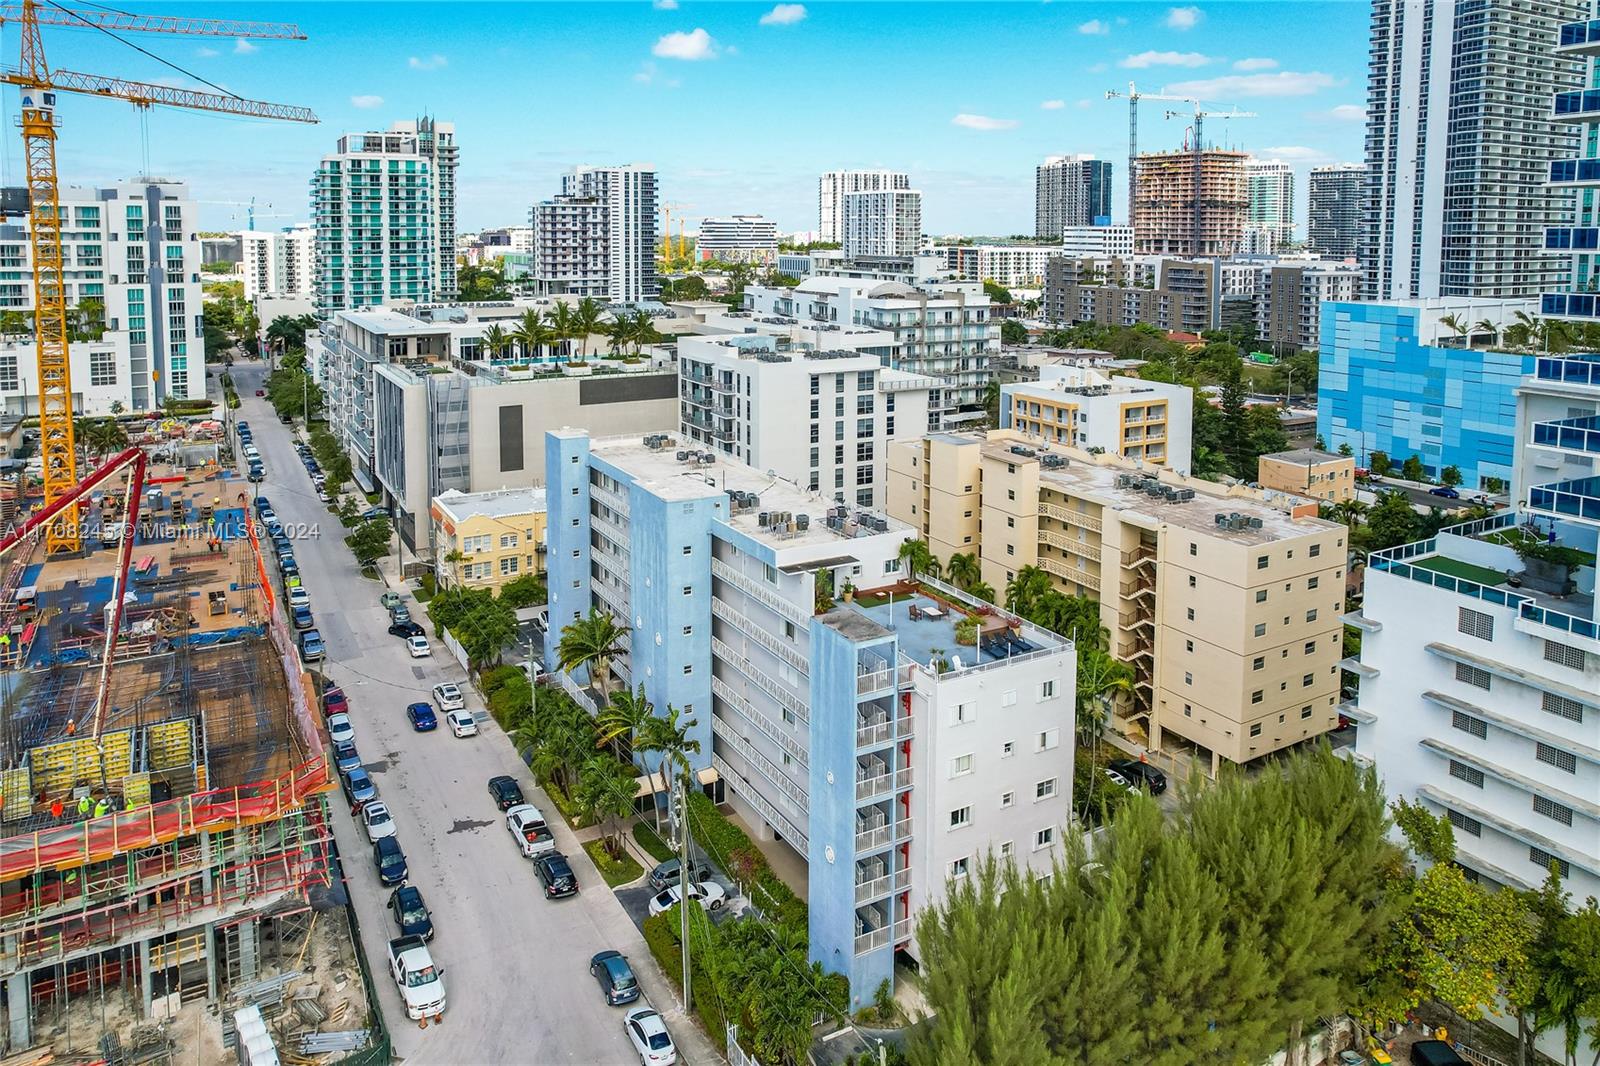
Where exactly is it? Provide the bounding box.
[1004,565,1052,617]
[982,379,1002,425]
[557,607,631,700]
[548,302,580,361]
[967,580,996,603]
[1075,647,1133,746]
[573,297,604,360]
[638,702,701,831]
[482,323,512,362]
[627,310,662,357]
[1334,498,1369,531]
[596,684,654,762]
[945,551,981,591]
[1506,310,1539,349]
[1437,313,1469,347]
[513,309,550,362]
[607,318,631,357]
[86,418,128,458]
[576,755,639,857]
[897,539,939,582]
[1471,319,1498,349]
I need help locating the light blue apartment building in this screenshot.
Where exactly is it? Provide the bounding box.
[1318,300,1536,488]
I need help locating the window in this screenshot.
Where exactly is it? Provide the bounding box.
[1534,795,1575,826]
[1458,607,1494,641]
[1304,640,1317,656]
[1302,673,1314,688]
[1530,847,1571,879]
[1251,690,1264,704]
[1449,760,1485,788]
[1254,622,1267,637]
[1454,662,1491,690]
[1184,671,1193,685]
[682,625,693,636]
[1309,543,1321,558]
[949,857,970,878]
[1188,575,1196,588]
[1544,640,1585,670]
[1305,609,1318,623]
[1255,589,1268,603]
[1189,543,1197,556]
[1300,705,1313,719]
[1256,554,1269,570]
[682,664,693,676]
[1536,743,1578,774]
[1001,741,1015,757]
[89,349,116,386]
[999,840,1013,857]
[953,701,974,725]
[1187,608,1195,621]
[1543,691,1584,723]
[1451,710,1488,739]
[1253,656,1264,671]
[1034,778,1057,800]
[1307,576,1319,590]
[1446,809,1482,837]
[1000,791,1014,808]
[499,556,518,575]
[1249,723,1263,737]
[499,532,518,549]
[951,754,974,777]
[1034,827,1055,850]
[948,806,972,829]
[1006,544,1014,556]
[682,545,693,556]
[1035,728,1060,751]
[1187,640,1195,653]
[1038,680,1056,701]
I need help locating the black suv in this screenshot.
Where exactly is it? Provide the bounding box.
[488,775,525,810]
[1107,758,1168,796]
[535,852,578,899]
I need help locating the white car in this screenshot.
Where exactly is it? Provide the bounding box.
[362,800,398,842]
[505,803,556,858]
[432,682,465,711]
[327,713,355,746]
[445,708,478,737]
[647,880,726,917]
[407,635,431,658]
[287,587,311,610]
[624,1007,678,1065]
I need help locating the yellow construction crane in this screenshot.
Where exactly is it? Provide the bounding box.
[0,0,317,555]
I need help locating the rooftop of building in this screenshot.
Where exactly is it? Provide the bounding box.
[433,487,548,523]
[1005,366,1178,399]
[1261,449,1352,466]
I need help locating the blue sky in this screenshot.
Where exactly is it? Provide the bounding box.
[6,1,1369,235]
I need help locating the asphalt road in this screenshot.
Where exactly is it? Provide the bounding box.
[228,361,714,1066]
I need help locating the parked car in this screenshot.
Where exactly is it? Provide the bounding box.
[505,804,556,858]
[534,852,578,899]
[1409,1042,1467,1066]
[322,685,348,716]
[647,881,726,917]
[317,487,333,503]
[406,702,438,732]
[445,708,478,738]
[431,682,464,711]
[388,885,434,941]
[254,388,265,397]
[623,1007,678,1066]
[253,496,271,516]
[390,604,412,624]
[487,775,524,810]
[387,936,445,1020]
[332,740,361,775]
[379,591,404,610]
[362,800,398,842]
[326,713,355,746]
[589,951,640,1006]
[1429,486,1461,499]
[389,620,425,639]
[362,506,392,521]
[298,629,325,662]
[342,766,377,806]
[1107,759,1168,796]
[373,835,408,886]
[406,635,431,658]
[291,605,315,631]
[647,858,714,893]
[247,467,265,483]
[1103,767,1135,790]
[287,586,311,610]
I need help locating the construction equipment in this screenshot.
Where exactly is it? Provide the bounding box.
[197,197,292,231]
[1105,82,1197,237]
[661,201,693,261]
[1164,104,1256,254]
[0,0,317,557]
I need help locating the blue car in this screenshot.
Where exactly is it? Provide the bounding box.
[333,740,361,775]
[406,702,438,732]
[373,835,408,886]
[253,496,271,515]
[299,629,325,661]
[292,605,315,631]
[342,765,377,805]
[272,535,292,555]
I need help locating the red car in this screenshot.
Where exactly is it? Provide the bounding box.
[323,686,349,717]
[254,389,265,397]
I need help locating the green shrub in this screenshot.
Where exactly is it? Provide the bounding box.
[642,912,680,976]
[685,792,808,933]
[632,822,675,863]
[479,664,523,696]
[582,837,643,887]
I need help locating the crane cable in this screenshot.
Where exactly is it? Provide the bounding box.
[41,0,245,102]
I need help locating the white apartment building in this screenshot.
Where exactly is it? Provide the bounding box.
[818,170,910,243]
[842,188,922,259]
[697,215,778,265]
[0,178,206,410]
[1035,154,1113,239]
[933,244,1059,290]
[677,323,935,509]
[530,164,659,302]
[1000,364,1195,473]
[241,224,315,301]
[407,117,458,299]
[1307,164,1363,259]
[1245,159,1295,251]
[1061,225,1134,259]
[744,276,998,429]
[543,430,1075,1006]
[0,336,141,417]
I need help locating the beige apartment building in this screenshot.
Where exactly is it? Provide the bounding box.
[1257,449,1357,504]
[430,487,548,592]
[887,430,1348,771]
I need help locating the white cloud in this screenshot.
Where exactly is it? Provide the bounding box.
[1078,18,1110,34]
[652,28,719,60]
[196,46,219,58]
[1260,145,1332,163]
[233,39,258,55]
[1040,99,1066,110]
[653,0,678,8]
[350,94,384,109]
[633,62,681,88]
[1321,103,1366,121]
[408,54,448,71]
[1120,50,1211,69]
[1165,6,1203,29]
[1166,70,1338,97]
[759,3,807,26]
[1076,99,1094,110]
[952,113,1020,131]
[1233,57,1277,71]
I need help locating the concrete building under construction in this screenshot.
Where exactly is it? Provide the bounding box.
[1133,149,1249,257]
[0,466,334,1060]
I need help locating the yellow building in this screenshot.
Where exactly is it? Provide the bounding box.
[430,488,548,592]
[888,430,1348,772]
[1257,449,1356,504]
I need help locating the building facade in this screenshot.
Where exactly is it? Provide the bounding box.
[430,487,548,591]
[1133,149,1249,257]
[1245,159,1295,252]
[241,224,316,301]
[697,215,779,265]
[1257,449,1357,503]
[1035,155,1113,239]
[1307,163,1364,259]
[932,244,1058,290]
[1256,260,1363,353]
[1061,225,1134,259]
[818,170,910,244]
[530,165,659,303]
[1363,0,1583,300]
[1042,256,1221,335]
[999,364,1195,473]
[842,188,922,259]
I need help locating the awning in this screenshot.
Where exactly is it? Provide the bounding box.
[779,555,858,575]
[633,765,720,799]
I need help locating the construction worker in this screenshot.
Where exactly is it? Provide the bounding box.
[75,794,90,818]
[65,718,75,736]
[93,796,109,818]
[49,797,62,820]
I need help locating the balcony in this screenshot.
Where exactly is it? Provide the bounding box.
[1557,17,1600,54]
[1555,88,1600,122]
[712,754,807,850]
[1535,353,1600,385]
[854,867,910,904]
[1532,414,1600,456]
[1549,157,1600,188]
[711,676,808,765]
[589,481,629,516]
[711,636,809,722]
[1038,555,1099,590]
[856,716,894,749]
[857,653,894,696]
[1545,227,1600,251]
[711,597,808,674]
[711,559,811,627]
[1039,529,1101,561]
[715,721,808,810]
[1038,501,1101,532]
[1528,475,1600,523]
[856,770,893,801]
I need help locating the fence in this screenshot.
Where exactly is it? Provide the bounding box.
[726,1023,762,1066]
[329,864,392,1066]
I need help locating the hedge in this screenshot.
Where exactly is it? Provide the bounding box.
[582,837,643,887]
[642,910,728,1052]
[686,792,807,934]
[480,664,523,695]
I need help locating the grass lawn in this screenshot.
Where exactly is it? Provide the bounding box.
[583,837,644,887]
[1411,554,1507,587]
[632,821,675,863]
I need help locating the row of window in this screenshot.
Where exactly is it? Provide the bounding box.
[948,778,1059,828]
[950,725,1060,778]
[1453,660,1588,727]
[949,826,1056,878]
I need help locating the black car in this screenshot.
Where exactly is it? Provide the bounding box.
[374,835,408,886]
[487,775,524,810]
[535,852,578,898]
[589,950,640,1006]
[388,885,434,940]
[647,857,714,893]
[389,620,425,639]
[1108,758,1168,796]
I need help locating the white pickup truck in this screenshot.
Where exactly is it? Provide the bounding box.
[386,936,446,1020]
[505,803,557,858]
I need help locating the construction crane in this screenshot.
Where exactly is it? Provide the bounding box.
[0,0,316,557]
[197,197,292,231]
[661,202,694,262]
[1105,82,1197,237]
[1164,104,1257,255]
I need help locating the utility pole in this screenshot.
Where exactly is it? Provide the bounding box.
[674,770,693,1011]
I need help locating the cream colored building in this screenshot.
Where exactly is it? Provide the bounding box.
[430,488,548,592]
[1000,365,1194,473]
[1257,449,1356,504]
[888,430,1348,772]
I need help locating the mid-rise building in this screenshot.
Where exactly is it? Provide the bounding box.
[697,215,779,265]
[1256,260,1363,353]
[1043,255,1221,335]
[1133,149,1249,257]
[1307,164,1364,259]
[241,223,316,301]
[818,170,910,244]
[430,487,548,591]
[1035,155,1113,239]
[932,244,1059,290]
[1061,225,1134,259]
[531,165,659,302]
[0,178,206,410]
[1245,159,1295,252]
[543,429,1076,1003]
[1257,449,1357,503]
[842,188,922,259]
[999,364,1194,473]
[1363,0,1583,300]
[889,430,1346,774]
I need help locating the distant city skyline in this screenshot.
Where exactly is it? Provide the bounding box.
[16,1,1366,235]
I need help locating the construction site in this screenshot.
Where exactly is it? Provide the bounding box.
[0,459,362,1066]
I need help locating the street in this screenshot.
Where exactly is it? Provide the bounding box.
[228,361,714,1066]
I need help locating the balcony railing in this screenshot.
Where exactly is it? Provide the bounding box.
[715,720,809,810]
[711,636,809,722]
[1038,555,1099,589]
[1528,475,1600,523]
[1038,500,1100,532]
[855,822,893,853]
[857,718,893,748]
[856,769,893,801]
[1558,17,1600,53]
[711,559,811,626]
[712,754,807,850]
[589,481,629,515]
[1039,529,1101,561]
[854,867,910,904]
[1550,157,1600,187]
[711,676,808,765]
[711,597,809,674]
[1532,414,1600,456]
